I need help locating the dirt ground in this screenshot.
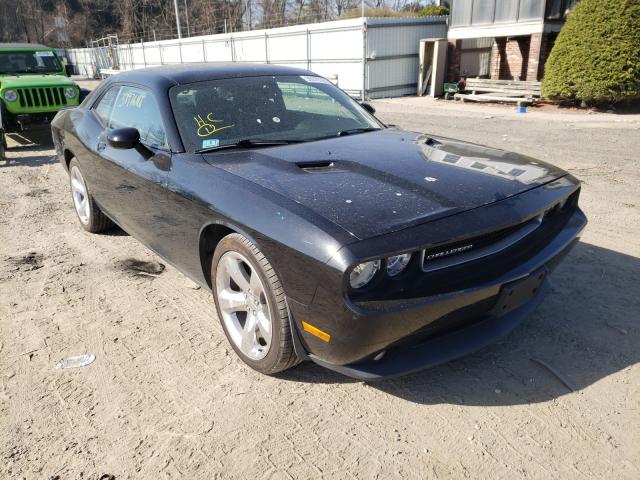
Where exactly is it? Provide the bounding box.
[1,92,638,479]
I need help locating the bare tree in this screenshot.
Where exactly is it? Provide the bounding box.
[334,0,358,18]
[2,0,424,47]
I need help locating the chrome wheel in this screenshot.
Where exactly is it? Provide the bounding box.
[70,165,90,225]
[215,251,272,361]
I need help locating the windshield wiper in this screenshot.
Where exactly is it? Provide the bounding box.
[336,127,381,137]
[196,138,302,153]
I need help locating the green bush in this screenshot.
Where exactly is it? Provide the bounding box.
[417,5,450,16]
[543,0,640,102]
[340,7,406,19]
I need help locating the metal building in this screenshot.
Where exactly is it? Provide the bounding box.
[65,16,447,99]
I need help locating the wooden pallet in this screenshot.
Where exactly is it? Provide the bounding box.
[454,78,541,105]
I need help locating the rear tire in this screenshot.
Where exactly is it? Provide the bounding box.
[68,158,113,233]
[0,137,6,163]
[211,233,298,375]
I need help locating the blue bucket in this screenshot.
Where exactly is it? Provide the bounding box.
[517,105,527,113]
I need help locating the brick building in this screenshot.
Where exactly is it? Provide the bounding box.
[447,0,577,82]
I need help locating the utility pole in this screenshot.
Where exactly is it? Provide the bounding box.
[173,0,182,39]
[184,0,191,37]
[361,0,366,101]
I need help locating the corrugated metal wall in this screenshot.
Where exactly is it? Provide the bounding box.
[65,16,447,99]
[366,17,448,98]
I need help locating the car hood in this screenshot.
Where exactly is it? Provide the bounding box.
[0,74,76,89]
[203,129,567,240]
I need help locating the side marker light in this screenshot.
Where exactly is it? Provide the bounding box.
[302,321,331,342]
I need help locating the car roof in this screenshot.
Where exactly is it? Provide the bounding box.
[106,63,316,87]
[0,43,52,49]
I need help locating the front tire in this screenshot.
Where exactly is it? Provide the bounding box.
[211,233,297,374]
[68,158,113,233]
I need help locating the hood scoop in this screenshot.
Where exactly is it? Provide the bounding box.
[295,160,338,172]
[424,136,443,148]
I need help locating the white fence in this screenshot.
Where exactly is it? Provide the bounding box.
[66,16,447,99]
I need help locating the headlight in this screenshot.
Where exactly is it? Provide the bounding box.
[349,260,381,289]
[386,253,411,277]
[64,87,77,99]
[3,90,18,102]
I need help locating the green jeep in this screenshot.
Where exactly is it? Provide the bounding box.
[0,43,81,160]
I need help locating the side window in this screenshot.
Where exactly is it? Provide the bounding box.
[93,86,120,125]
[277,81,357,121]
[109,86,168,149]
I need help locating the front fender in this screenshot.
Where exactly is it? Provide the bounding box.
[165,154,354,305]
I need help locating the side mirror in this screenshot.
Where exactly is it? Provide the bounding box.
[360,102,376,115]
[65,65,73,77]
[108,128,140,149]
[107,127,154,160]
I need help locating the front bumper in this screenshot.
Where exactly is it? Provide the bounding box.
[1,110,57,132]
[311,281,550,381]
[289,208,587,380]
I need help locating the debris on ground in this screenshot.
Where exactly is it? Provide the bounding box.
[6,252,44,271]
[531,357,576,392]
[119,259,165,275]
[185,279,202,290]
[56,354,96,369]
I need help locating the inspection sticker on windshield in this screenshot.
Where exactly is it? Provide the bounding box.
[300,75,331,85]
[202,139,219,148]
[35,51,55,57]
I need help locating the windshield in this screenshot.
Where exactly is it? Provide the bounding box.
[170,75,382,152]
[0,50,63,75]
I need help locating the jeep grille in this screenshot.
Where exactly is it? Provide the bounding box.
[17,87,68,108]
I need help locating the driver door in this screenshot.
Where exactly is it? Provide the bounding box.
[87,85,172,252]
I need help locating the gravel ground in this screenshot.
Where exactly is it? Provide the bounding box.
[1,92,638,479]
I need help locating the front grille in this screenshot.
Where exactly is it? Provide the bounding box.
[17,87,67,108]
[421,214,544,272]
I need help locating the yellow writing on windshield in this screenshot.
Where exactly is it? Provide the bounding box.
[194,113,235,138]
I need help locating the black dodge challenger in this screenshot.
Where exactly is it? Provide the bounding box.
[51,64,587,380]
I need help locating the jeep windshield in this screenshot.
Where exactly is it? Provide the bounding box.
[0,50,62,75]
[170,75,382,152]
